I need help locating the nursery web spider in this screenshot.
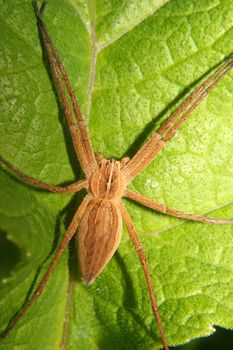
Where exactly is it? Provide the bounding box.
[0,2,233,349]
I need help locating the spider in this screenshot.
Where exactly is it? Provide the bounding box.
[0,2,233,349]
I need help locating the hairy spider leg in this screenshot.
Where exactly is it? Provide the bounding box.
[125,189,233,224]
[120,203,169,350]
[0,196,90,343]
[0,156,87,193]
[33,1,97,178]
[123,56,233,182]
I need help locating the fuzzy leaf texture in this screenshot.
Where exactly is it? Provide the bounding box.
[0,0,233,349]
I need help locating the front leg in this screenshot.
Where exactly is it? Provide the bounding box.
[122,56,233,183]
[33,2,98,178]
[125,189,233,225]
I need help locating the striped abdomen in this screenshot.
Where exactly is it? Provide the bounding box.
[77,199,122,284]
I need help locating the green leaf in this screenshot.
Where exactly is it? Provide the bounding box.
[0,0,233,349]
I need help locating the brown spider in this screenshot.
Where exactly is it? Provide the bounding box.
[0,2,233,349]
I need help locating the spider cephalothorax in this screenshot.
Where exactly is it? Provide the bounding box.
[89,158,126,200]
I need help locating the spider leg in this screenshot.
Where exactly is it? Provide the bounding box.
[94,152,104,165]
[119,203,169,350]
[0,156,88,193]
[125,189,233,224]
[122,55,233,183]
[33,2,98,178]
[0,196,90,343]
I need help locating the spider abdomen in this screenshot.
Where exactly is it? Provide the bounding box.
[77,198,122,284]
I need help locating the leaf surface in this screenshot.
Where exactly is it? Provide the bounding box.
[0,0,233,349]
